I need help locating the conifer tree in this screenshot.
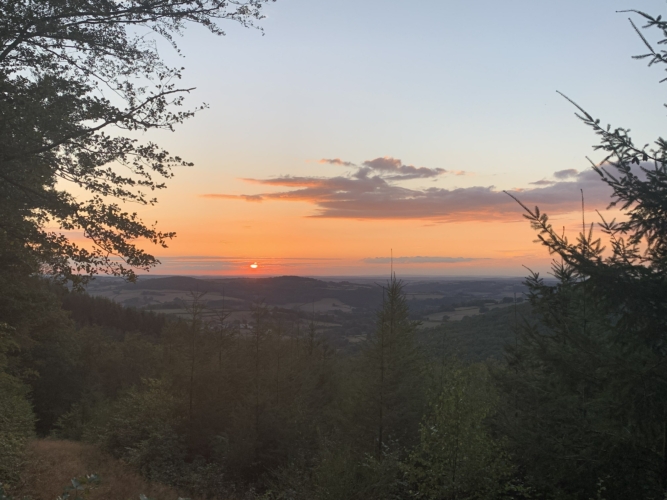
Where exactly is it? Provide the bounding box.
[359,275,424,458]
[499,8,667,498]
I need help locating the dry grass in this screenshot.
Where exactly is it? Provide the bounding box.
[9,440,204,500]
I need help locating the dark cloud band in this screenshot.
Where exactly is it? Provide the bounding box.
[203,161,614,222]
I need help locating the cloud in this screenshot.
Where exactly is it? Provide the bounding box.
[153,256,241,272]
[529,179,555,186]
[320,158,357,167]
[205,193,265,202]
[554,168,578,179]
[320,156,458,180]
[363,256,483,264]
[528,169,579,185]
[361,156,447,180]
[203,160,615,222]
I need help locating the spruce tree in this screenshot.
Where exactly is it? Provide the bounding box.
[499,8,667,499]
[359,275,425,458]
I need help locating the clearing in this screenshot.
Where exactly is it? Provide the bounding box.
[9,440,202,500]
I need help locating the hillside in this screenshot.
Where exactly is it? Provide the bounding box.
[77,275,530,353]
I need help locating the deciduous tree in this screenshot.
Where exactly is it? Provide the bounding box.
[0,0,273,285]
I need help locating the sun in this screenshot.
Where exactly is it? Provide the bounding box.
[250,262,259,269]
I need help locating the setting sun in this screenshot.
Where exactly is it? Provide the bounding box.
[250,262,259,269]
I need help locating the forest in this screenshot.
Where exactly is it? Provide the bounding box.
[2,1,667,499]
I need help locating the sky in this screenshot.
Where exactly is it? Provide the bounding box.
[98,0,667,277]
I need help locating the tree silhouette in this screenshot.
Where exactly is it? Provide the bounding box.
[501,9,667,498]
[0,0,274,285]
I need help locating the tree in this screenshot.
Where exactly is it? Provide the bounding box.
[184,292,206,425]
[0,0,274,285]
[406,363,510,500]
[500,8,667,498]
[359,276,425,458]
[0,323,34,484]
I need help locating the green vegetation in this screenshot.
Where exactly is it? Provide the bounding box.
[405,363,512,500]
[3,2,667,499]
[0,324,34,483]
[420,302,533,363]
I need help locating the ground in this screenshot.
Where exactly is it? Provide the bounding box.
[9,440,196,500]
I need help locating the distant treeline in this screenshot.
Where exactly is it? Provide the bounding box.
[127,276,384,309]
[62,292,166,339]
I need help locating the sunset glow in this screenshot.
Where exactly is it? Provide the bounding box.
[10,1,665,495]
[118,0,660,278]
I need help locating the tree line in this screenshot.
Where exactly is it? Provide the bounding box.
[3,1,667,499]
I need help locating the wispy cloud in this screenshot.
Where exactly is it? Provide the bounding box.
[363,256,484,264]
[203,159,614,222]
[529,179,555,186]
[319,158,357,167]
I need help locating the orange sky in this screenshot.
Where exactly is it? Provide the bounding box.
[63,0,660,278]
[124,174,615,276]
[63,158,621,277]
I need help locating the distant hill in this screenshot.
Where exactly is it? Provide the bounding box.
[126,275,383,309]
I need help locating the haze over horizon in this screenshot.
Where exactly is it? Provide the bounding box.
[68,0,666,278]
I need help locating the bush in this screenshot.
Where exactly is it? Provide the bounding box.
[93,379,184,477]
[405,363,512,499]
[0,373,35,484]
[87,379,230,496]
[266,442,408,500]
[0,324,35,484]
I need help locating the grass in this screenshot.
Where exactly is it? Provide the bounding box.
[8,440,201,500]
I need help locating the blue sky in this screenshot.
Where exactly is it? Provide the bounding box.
[133,0,667,276]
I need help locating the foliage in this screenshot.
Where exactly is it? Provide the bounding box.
[0,373,35,485]
[95,379,184,479]
[420,302,533,363]
[356,276,426,458]
[499,7,667,499]
[264,443,408,500]
[406,363,512,500]
[54,300,339,494]
[0,323,34,485]
[259,278,429,499]
[6,2,667,499]
[61,292,166,339]
[0,0,273,284]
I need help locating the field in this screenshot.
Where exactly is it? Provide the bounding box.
[80,275,530,350]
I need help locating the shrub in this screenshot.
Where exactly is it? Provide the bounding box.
[0,324,35,484]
